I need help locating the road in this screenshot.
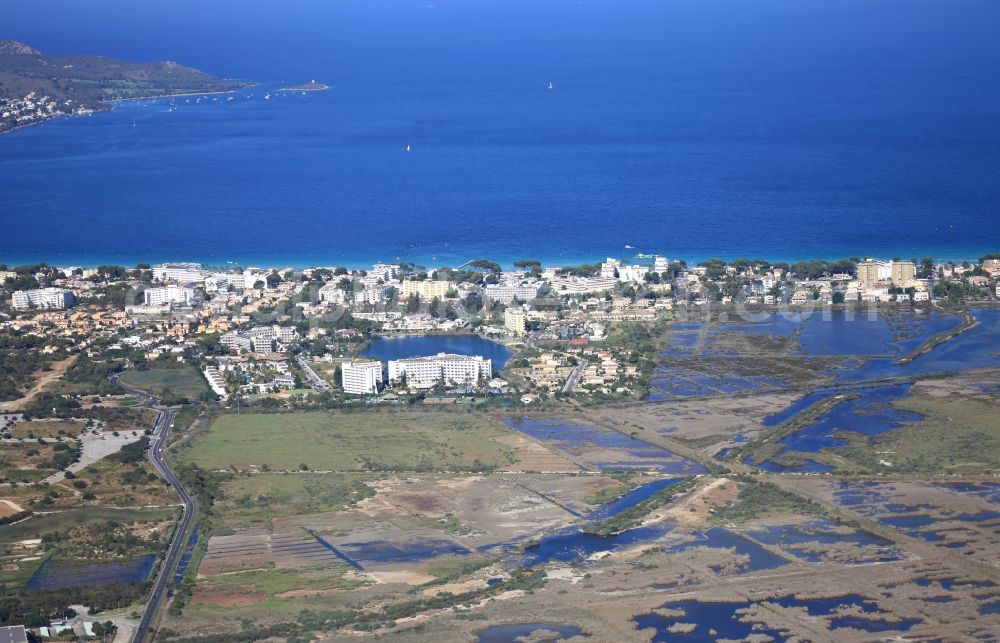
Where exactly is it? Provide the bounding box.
[110,375,195,643]
[0,355,78,412]
[296,356,333,392]
[562,362,585,394]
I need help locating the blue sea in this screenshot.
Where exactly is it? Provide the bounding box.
[2,0,999,267]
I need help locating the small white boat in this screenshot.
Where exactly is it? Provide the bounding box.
[406,145,411,152]
[265,93,272,100]
[548,81,554,90]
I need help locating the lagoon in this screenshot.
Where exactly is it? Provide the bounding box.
[363,334,513,368]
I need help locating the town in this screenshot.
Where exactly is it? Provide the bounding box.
[2,254,998,407]
[0,92,94,134]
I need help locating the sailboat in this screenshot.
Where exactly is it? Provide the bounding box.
[406,145,411,152]
[548,81,554,90]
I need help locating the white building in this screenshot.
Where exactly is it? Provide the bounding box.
[203,366,228,398]
[220,333,253,352]
[548,276,619,295]
[483,282,542,303]
[206,269,266,291]
[12,287,74,310]
[388,353,492,389]
[617,265,650,283]
[152,262,208,283]
[144,286,195,306]
[600,258,622,279]
[220,325,297,353]
[252,336,275,354]
[400,280,452,300]
[370,263,400,282]
[504,307,526,336]
[341,360,383,395]
[653,256,669,273]
[355,285,393,306]
[319,283,349,304]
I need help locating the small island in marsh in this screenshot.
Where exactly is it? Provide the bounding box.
[280,79,329,91]
[0,39,249,134]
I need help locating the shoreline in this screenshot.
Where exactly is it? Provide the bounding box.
[1,250,997,272]
[0,82,254,138]
[277,85,329,92]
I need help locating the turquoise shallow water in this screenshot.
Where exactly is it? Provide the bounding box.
[3,0,1000,266]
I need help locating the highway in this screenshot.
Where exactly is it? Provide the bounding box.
[110,375,195,643]
[296,356,333,392]
[562,362,585,394]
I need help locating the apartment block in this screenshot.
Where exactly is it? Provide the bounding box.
[341,360,383,395]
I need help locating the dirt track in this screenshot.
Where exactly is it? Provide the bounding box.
[0,355,77,412]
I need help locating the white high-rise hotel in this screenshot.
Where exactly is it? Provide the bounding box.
[12,288,75,310]
[144,286,195,306]
[341,361,383,395]
[388,353,492,389]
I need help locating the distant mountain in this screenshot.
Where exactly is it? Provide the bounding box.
[0,39,40,55]
[0,40,248,133]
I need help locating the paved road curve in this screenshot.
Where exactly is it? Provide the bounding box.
[111,376,195,643]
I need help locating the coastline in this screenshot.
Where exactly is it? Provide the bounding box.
[0,247,996,272]
[0,83,253,138]
[277,85,329,92]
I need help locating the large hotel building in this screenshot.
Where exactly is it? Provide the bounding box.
[12,287,75,311]
[387,353,492,389]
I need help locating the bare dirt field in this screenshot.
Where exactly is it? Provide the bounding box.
[0,356,77,412]
[0,499,23,519]
[189,587,267,607]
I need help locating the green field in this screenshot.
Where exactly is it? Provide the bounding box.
[0,506,179,543]
[834,396,1000,474]
[200,565,364,597]
[181,410,517,472]
[214,473,375,528]
[119,366,208,399]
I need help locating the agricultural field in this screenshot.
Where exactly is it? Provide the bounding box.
[118,366,209,400]
[212,472,376,529]
[0,440,73,483]
[178,410,519,472]
[3,418,86,439]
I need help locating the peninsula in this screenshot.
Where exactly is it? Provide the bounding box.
[0,39,248,134]
[279,79,329,91]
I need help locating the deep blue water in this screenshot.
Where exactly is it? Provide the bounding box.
[745,518,899,563]
[4,0,1000,266]
[762,391,838,427]
[836,308,1000,380]
[634,593,916,641]
[337,538,470,565]
[521,524,671,566]
[502,417,708,473]
[665,527,789,573]
[778,384,920,453]
[25,555,156,590]
[586,477,686,521]
[363,334,512,367]
[172,525,200,585]
[477,624,583,643]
